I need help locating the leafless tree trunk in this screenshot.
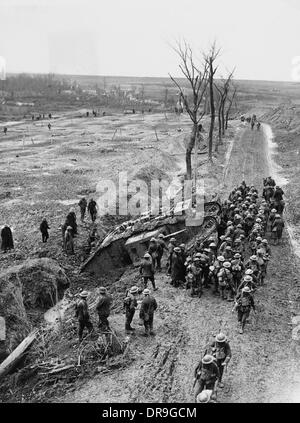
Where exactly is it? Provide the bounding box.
[205,43,220,161]
[225,86,237,129]
[169,41,209,179]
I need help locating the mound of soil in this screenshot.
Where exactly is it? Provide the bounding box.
[0,258,70,311]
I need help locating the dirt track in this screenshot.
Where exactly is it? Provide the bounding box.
[57,122,300,403]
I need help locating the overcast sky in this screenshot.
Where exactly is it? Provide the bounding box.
[0,0,299,81]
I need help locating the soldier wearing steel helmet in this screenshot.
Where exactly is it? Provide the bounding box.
[233,286,256,334]
[75,291,93,342]
[139,288,157,337]
[96,286,113,331]
[124,286,139,334]
[193,354,220,401]
[205,333,232,388]
[140,252,157,290]
[170,247,185,287]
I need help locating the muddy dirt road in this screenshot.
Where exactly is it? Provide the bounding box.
[57,122,300,403]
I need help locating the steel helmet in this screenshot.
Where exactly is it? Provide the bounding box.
[150,237,156,242]
[262,239,268,244]
[225,246,232,250]
[242,286,251,293]
[143,288,150,295]
[79,290,88,298]
[234,253,241,259]
[237,224,243,228]
[275,214,281,218]
[202,355,214,365]
[174,247,181,253]
[130,286,139,294]
[193,257,201,262]
[245,269,253,275]
[67,226,73,230]
[271,209,277,213]
[256,218,262,223]
[217,256,225,262]
[244,275,253,282]
[144,253,151,258]
[227,221,233,226]
[208,236,215,242]
[204,248,210,253]
[180,243,185,248]
[223,262,231,269]
[170,237,176,242]
[256,236,262,241]
[235,238,241,243]
[215,333,227,343]
[196,391,210,403]
[158,234,164,239]
[209,242,217,248]
[99,286,107,294]
[257,249,264,255]
[250,255,257,261]
[220,235,225,240]
[195,253,202,258]
[226,237,232,242]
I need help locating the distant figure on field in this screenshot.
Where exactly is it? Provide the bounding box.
[78,197,87,222]
[3,127,7,135]
[32,115,34,121]
[88,198,97,222]
[40,218,50,243]
[139,288,158,337]
[257,122,261,130]
[86,111,89,117]
[48,123,51,130]
[1,225,14,252]
[48,113,52,119]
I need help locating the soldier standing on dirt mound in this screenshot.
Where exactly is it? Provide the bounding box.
[139,288,158,337]
[75,291,93,342]
[1,225,14,253]
[140,253,157,290]
[65,208,78,236]
[96,287,113,331]
[148,237,158,269]
[232,286,256,334]
[205,333,231,388]
[78,198,87,222]
[124,286,139,334]
[193,355,220,401]
[39,218,50,243]
[88,198,98,222]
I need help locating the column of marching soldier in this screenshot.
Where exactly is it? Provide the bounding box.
[74,177,285,402]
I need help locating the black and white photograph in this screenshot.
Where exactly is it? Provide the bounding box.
[0,0,300,407]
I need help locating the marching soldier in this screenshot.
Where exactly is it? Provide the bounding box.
[193,355,220,401]
[232,287,256,334]
[205,333,232,388]
[96,287,113,331]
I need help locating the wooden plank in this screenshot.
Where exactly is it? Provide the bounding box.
[0,317,5,341]
[0,329,38,380]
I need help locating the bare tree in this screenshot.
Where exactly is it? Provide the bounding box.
[169,41,209,179]
[225,85,237,129]
[204,43,220,161]
[214,70,234,149]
